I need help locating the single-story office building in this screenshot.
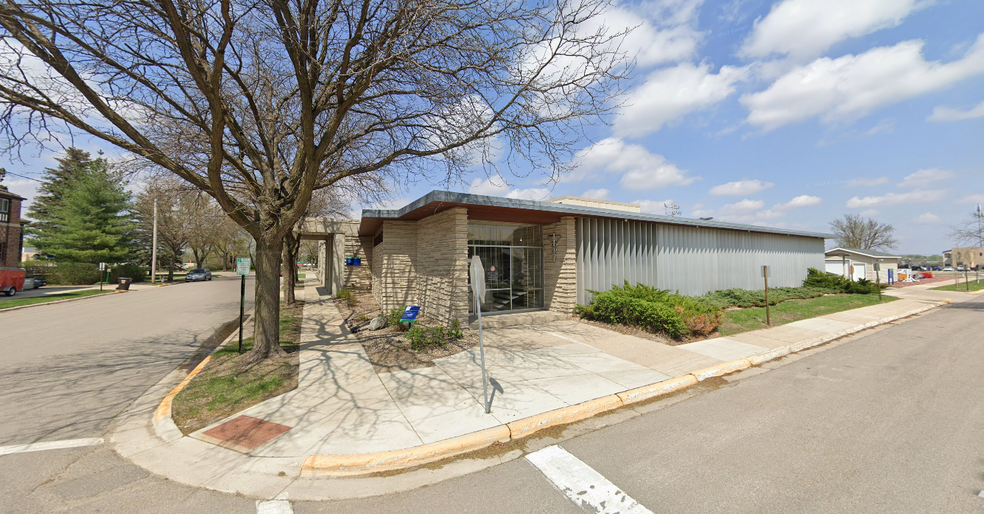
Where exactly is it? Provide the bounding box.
[309,191,833,325]
[824,248,900,283]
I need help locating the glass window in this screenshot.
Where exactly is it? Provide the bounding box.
[468,222,544,314]
[0,199,8,223]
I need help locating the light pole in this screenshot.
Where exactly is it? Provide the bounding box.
[150,197,158,284]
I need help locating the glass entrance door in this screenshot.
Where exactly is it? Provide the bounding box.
[467,223,543,314]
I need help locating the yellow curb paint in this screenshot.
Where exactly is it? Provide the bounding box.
[301,425,511,477]
[507,395,623,441]
[154,355,213,422]
[689,359,751,381]
[617,375,697,405]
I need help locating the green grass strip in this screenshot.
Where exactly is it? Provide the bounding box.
[930,279,984,292]
[0,289,111,310]
[718,294,897,336]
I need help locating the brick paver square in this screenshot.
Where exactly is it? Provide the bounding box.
[202,415,291,450]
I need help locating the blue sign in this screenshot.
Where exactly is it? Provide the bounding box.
[400,306,420,323]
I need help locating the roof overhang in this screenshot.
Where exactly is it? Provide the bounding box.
[359,190,836,239]
[825,247,901,260]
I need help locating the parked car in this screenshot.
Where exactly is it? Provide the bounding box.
[956,265,967,272]
[943,266,954,272]
[31,276,46,288]
[930,265,942,271]
[185,268,212,282]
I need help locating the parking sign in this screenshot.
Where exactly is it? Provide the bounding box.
[236,258,251,276]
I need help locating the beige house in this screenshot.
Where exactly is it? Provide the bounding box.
[943,247,984,269]
[824,248,900,283]
[302,191,832,326]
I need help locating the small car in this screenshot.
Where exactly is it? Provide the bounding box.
[943,266,954,272]
[185,268,212,282]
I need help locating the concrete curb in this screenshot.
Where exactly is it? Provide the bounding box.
[153,310,255,441]
[298,299,951,477]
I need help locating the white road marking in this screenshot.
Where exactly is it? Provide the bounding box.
[978,490,984,498]
[0,437,104,456]
[526,445,653,514]
[256,493,292,514]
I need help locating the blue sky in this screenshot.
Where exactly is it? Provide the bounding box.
[3,0,982,255]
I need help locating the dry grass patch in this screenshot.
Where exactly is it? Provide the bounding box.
[171,301,304,434]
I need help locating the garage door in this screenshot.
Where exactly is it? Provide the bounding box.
[853,263,866,280]
[825,260,844,276]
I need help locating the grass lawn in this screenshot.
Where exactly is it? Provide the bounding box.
[0,289,111,310]
[717,294,897,336]
[171,301,304,434]
[931,279,984,292]
[297,273,306,279]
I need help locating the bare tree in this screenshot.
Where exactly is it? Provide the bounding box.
[134,175,189,282]
[182,193,225,268]
[0,0,628,361]
[948,205,984,248]
[830,214,899,250]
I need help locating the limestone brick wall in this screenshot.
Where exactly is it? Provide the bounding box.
[342,235,373,291]
[414,208,469,324]
[543,216,577,314]
[371,221,418,313]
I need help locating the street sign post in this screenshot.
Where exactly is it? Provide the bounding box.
[399,306,420,328]
[874,262,882,301]
[236,258,251,353]
[762,265,771,326]
[470,255,491,414]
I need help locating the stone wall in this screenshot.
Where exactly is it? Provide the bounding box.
[543,216,577,314]
[414,208,469,324]
[371,221,418,313]
[341,235,373,291]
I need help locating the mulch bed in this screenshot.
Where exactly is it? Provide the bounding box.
[334,291,477,373]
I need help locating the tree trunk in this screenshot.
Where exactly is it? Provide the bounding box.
[248,235,285,361]
[283,231,300,305]
[168,249,176,282]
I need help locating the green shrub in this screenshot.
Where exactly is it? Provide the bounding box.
[697,286,830,308]
[803,268,878,294]
[576,282,720,339]
[335,288,357,307]
[406,321,464,351]
[109,263,146,283]
[388,305,408,331]
[47,262,101,285]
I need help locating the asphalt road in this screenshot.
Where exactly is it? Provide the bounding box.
[0,277,254,446]
[2,291,982,513]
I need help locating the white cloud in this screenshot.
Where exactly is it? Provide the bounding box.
[608,0,705,67]
[846,177,890,187]
[505,188,551,201]
[914,212,941,224]
[928,99,984,122]
[468,177,551,200]
[615,62,751,137]
[709,179,773,196]
[719,198,765,214]
[581,188,610,200]
[846,189,947,208]
[741,35,984,131]
[572,138,699,189]
[864,119,895,136]
[775,195,822,209]
[634,199,674,214]
[958,194,984,204]
[898,168,957,188]
[468,177,511,196]
[740,0,923,60]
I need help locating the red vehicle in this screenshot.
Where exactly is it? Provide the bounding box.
[1,267,26,296]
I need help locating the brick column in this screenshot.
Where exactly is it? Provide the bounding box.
[543,216,577,314]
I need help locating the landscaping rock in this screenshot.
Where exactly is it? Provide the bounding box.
[369,316,387,331]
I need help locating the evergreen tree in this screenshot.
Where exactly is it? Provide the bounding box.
[35,164,135,263]
[28,148,109,242]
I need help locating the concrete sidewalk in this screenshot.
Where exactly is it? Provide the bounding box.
[109,279,979,500]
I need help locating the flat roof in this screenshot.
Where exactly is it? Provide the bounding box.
[360,190,834,239]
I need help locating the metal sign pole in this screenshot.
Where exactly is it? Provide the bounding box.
[763,265,770,327]
[471,255,491,414]
[239,273,246,353]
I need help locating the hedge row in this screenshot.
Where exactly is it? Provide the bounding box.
[20,261,146,285]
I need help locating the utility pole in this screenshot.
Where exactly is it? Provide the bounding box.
[150,197,158,284]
